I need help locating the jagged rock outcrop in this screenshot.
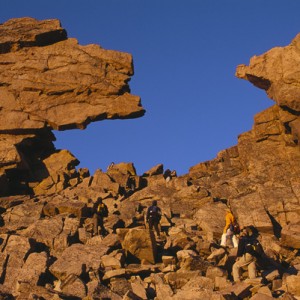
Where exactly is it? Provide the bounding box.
[0,17,145,195]
[187,34,300,242]
[0,17,299,299]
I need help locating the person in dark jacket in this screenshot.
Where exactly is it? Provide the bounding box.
[146,200,162,237]
[232,226,262,282]
[92,197,108,236]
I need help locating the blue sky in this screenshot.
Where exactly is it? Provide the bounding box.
[2,1,300,175]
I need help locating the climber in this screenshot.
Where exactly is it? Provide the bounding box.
[220,208,239,248]
[125,176,136,197]
[232,226,264,282]
[92,197,108,236]
[163,169,172,182]
[107,162,115,171]
[146,200,162,237]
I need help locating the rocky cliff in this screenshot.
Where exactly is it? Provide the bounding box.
[0,17,299,299]
[0,17,144,196]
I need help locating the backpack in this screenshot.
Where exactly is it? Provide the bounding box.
[97,203,108,217]
[230,221,240,234]
[244,238,264,258]
[148,206,161,221]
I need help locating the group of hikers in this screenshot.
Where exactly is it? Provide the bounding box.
[91,197,270,283]
[220,208,267,282]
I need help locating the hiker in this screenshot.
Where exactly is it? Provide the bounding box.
[232,226,263,282]
[163,169,172,182]
[220,208,238,248]
[146,200,162,237]
[170,170,177,178]
[107,162,115,171]
[126,176,136,191]
[92,197,108,236]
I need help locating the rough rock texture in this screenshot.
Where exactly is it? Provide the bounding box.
[236,34,300,113]
[0,17,299,299]
[0,17,144,195]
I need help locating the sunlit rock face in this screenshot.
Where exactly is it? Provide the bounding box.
[236,33,300,113]
[188,33,300,244]
[0,17,144,195]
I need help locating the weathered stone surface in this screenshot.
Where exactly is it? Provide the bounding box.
[110,277,132,298]
[281,224,300,249]
[286,274,300,296]
[33,150,80,195]
[0,17,67,52]
[16,282,61,299]
[49,243,109,280]
[0,234,32,292]
[249,293,274,300]
[2,198,44,231]
[121,228,157,264]
[42,195,88,218]
[21,214,80,255]
[103,268,126,280]
[101,253,123,269]
[0,18,144,131]
[236,33,300,112]
[172,285,214,300]
[60,275,87,298]
[130,276,148,300]
[17,251,48,286]
[164,270,203,290]
[206,266,228,280]
[150,273,174,299]
[90,169,120,196]
[107,162,137,176]
[231,192,273,233]
[193,202,227,240]
[221,282,252,299]
[88,283,123,300]
[143,164,164,176]
[163,227,195,253]
[0,17,144,196]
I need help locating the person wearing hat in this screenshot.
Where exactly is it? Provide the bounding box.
[220,208,238,248]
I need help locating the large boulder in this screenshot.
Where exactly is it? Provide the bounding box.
[49,242,109,281]
[281,224,300,249]
[120,228,157,264]
[193,202,227,241]
[17,252,48,287]
[2,198,44,231]
[236,33,300,113]
[0,235,32,292]
[21,215,80,255]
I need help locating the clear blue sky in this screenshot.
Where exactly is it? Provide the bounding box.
[2,1,300,175]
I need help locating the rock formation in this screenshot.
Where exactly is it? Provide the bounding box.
[0,17,144,196]
[0,17,299,299]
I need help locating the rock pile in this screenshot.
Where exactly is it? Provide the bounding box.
[0,18,299,299]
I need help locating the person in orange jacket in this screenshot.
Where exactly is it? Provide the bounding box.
[220,208,238,248]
